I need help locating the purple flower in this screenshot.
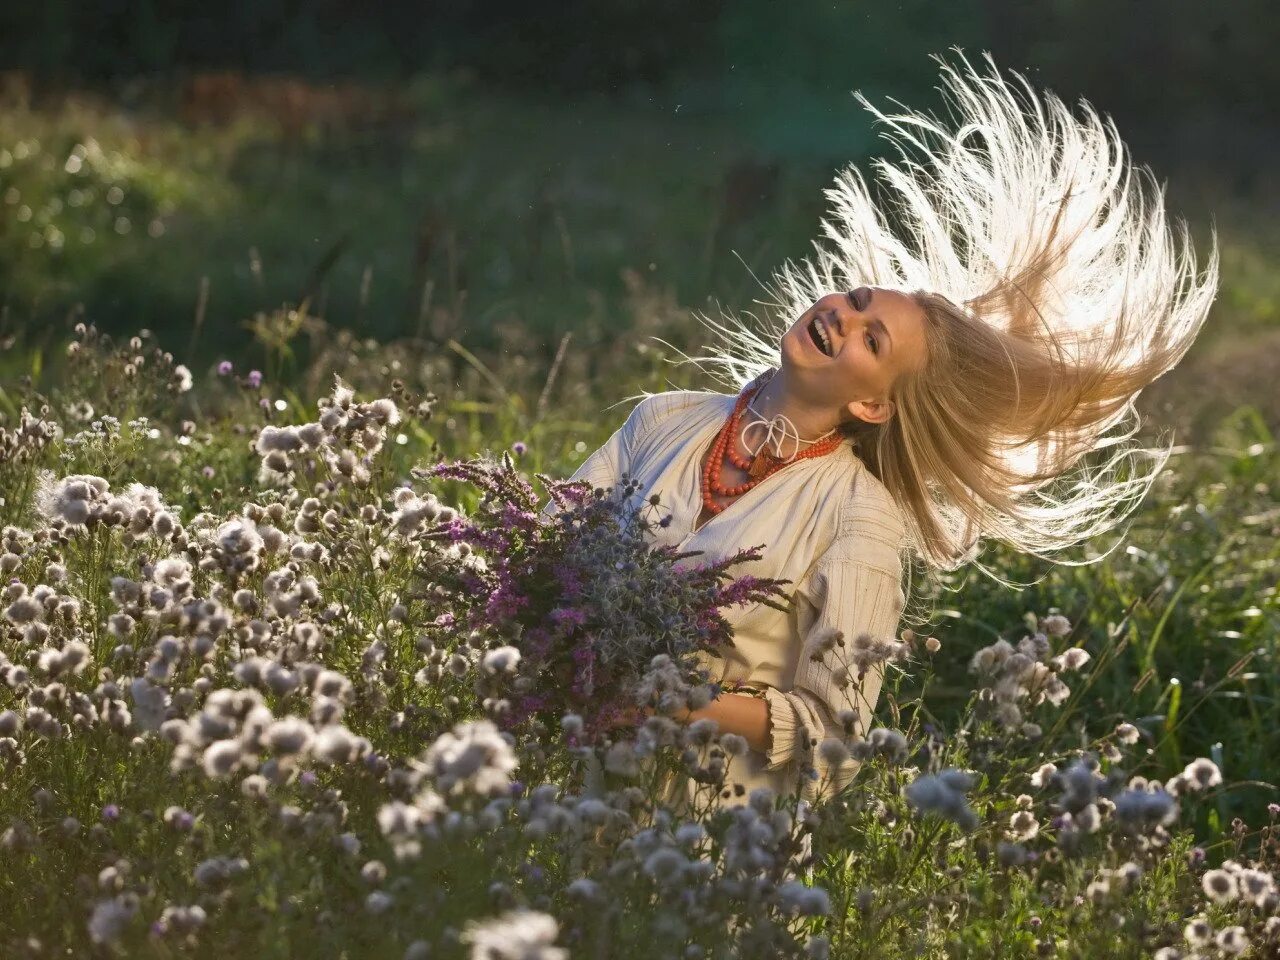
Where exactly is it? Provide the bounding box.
[102,804,120,822]
[259,398,271,409]
[300,770,317,787]
[549,607,588,629]
[247,369,263,389]
[201,466,215,480]
[1189,846,1206,865]
[512,441,527,456]
[216,360,233,376]
[1269,803,1280,818]
[509,781,525,797]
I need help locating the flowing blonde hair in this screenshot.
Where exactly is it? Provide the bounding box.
[674,48,1219,577]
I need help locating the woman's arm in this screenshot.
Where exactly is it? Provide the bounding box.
[669,693,771,753]
[762,541,906,795]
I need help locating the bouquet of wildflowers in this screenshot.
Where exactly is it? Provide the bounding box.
[416,454,789,745]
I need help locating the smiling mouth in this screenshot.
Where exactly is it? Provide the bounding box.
[807,315,834,356]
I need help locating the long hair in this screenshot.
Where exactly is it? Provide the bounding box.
[674,48,1219,577]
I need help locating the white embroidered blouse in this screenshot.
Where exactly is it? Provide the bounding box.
[563,386,908,805]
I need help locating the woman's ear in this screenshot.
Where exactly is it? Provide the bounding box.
[844,397,895,425]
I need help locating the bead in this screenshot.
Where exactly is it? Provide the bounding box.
[700,380,843,519]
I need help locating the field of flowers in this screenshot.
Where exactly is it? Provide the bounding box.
[0,312,1276,960]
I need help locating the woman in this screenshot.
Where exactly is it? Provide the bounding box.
[562,50,1218,813]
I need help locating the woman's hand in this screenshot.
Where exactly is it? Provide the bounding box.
[608,702,653,730]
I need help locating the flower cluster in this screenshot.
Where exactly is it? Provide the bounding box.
[968,615,1088,737]
[418,458,789,745]
[254,376,401,488]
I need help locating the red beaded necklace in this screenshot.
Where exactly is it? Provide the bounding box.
[700,382,844,517]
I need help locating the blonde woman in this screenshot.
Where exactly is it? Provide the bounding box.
[563,49,1218,812]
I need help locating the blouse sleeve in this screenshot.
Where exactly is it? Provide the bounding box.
[759,495,907,799]
[541,392,681,517]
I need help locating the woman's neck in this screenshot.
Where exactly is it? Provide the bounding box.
[748,368,842,443]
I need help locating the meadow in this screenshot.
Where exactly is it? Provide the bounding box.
[0,73,1277,958]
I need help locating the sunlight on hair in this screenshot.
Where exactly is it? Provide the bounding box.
[667,48,1219,580]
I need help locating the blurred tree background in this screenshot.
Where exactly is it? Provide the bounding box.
[0,0,1276,437]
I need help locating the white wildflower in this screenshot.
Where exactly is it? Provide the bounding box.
[1202,868,1238,903]
[1030,762,1058,788]
[1008,810,1040,841]
[203,740,245,779]
[1114,722,1140,744]
[1051,647,1091,672]
[481,646,521,676]
[1040,614,1071,636]
[312,725,370,765]
[421,720,518,798]
[266,717,315,756]
[1181,758,1223,791]
[1216,926,1249,955]
[1183,917,1212,946]
[460,909,567,960]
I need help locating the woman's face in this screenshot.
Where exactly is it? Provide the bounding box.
[779,286,929,425]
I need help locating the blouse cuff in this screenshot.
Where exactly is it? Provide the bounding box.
[761,686,815,772]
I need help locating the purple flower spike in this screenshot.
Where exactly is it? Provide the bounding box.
[216,360,233,376]
[101,804,120,822]
[247,369,263,389]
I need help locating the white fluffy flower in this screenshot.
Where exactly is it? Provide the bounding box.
[1202,869,1238,903]
[1114,722,1140,744]
[266,717,315,756]
[216,517,264,556]
[34,472,109,528]
[1051,647,1091,672]
[421,720,518,798]
[312,725,370,765]
[461,909,567,960]
[481,646,521,676]
[203,740,245,779]
[1181,758,1223,791]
